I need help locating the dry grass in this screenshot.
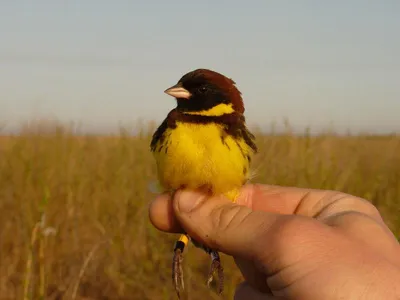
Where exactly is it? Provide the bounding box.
[0,122,399,299]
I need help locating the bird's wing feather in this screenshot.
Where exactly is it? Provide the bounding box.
[150,117,169,152]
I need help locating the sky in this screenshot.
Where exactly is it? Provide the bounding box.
[0,1,399,134]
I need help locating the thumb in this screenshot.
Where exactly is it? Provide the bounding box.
[172,189,281,259]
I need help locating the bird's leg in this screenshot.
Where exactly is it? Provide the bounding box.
[206,249,224,294]
[193,241,224,294]
[172,233,190,298]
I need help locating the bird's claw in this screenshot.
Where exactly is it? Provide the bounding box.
[172,248,184,298]
[207,251,224,294]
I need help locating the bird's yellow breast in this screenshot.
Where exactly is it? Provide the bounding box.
[153,121,252,201]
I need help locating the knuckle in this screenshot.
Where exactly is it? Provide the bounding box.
[211,204,250,233]
[334,193,383,220]
[208,203,252,246]
[317,191,383,223]
[355,198,382,219]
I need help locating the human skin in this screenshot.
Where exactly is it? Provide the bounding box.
[149,184,400,299]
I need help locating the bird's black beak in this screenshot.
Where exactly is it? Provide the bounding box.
[164,83,191,99]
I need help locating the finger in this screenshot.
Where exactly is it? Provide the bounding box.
[148,184,255,232]
[172,189,276,258]
[171,189,327,262]
[148,193,183,233]
[149,183,384,233]
[148,184,310,233]
[171,188,339,272]
[234,282,284,300]
[149,183,331,233]
[241,184,384,224]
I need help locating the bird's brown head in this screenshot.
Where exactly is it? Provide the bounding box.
[164,69,245,115]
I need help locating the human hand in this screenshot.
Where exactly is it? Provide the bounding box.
[149,184,400,299]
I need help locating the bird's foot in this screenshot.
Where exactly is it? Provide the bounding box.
[172,248,184,298]
[172,234,189,299]
[207,250,224,294]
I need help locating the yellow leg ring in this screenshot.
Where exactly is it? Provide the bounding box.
[178,234,189,245]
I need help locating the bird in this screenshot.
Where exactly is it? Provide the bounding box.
[150,68,257,298]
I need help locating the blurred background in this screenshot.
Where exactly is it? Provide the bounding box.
[1,1,399,134]
[0,1,399,300]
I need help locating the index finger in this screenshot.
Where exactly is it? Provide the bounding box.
[244,184,383,222]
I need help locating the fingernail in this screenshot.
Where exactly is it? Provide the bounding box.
[175,190,206,213]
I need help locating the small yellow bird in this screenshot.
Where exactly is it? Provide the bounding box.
[150,69,257,297]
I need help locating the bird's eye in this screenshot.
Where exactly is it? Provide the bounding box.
[198,86,208,93]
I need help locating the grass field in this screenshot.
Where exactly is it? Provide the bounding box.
[0,122,399,299]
